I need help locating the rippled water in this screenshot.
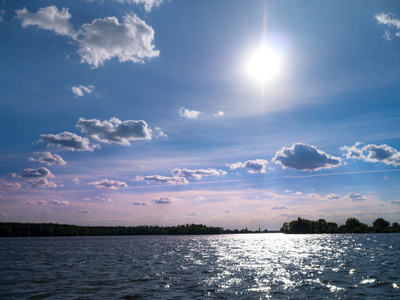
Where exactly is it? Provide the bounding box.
[1,233,400,299]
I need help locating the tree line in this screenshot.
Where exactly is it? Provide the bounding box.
[280,217,400,234]
[0,223,226,237]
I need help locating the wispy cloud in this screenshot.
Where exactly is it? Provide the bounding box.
[171,168,227,179]
[71,85,95,97]
[375,12,400,40]
[179,107,203,119]
[135,175,189,185]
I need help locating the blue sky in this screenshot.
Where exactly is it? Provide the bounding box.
[1,0,400,230]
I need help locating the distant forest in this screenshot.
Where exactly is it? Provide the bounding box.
[280,217,400,234]
[0,222,267,237]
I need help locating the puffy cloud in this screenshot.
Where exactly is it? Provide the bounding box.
[132,202,148,206]
[28,152,66,166]
[152,197,174,204]
[88,179,128,190]
[77,210,90,213]
[348,193,365,202]
[71,85,95,97]
[40,131,98,151]
[375,12,400,39]
[15,6,75,36]
[135,175,189,185]
[2,182,21,189]
[271,206,287,210]
[228,159,269,173]
[214,111,224,117]
[179,107,202,119]
[77,117,152,145]
[273,143,342,171]
[77,14,159,68]
[341,143,400,167]
[171,168,227,179]
[326,193,340,200]
[27,178,57,188]
[49,199,69,205]
[20,167,54,178]
[72,177,80,185]
[16,7,159,68]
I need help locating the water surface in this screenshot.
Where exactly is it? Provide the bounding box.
[1,233,400,299]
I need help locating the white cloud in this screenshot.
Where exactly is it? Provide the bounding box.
[88,179,128,190]
[341,143,400,167]
[2,182,21,189]
[16,6,75,36]
[71,85,95,97]
[375,12,400,39]
[152,197,174,204]
[28,152,66,166]
[228,159,269,173]
[72,177,80,185]
[49,199,69,205]
[16,7,159,68]
[27,178,57,189]
[135,175,189,185]
[40,131,98,151]
[179,107,203,119]
[213,111,224,117]
[20,167,54,178]
[171,168,227,179]
[273,143,342,171]
[77,117,152,145]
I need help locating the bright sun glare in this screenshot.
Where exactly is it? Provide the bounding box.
[246,47,282,83]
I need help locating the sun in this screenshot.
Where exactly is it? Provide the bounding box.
[246,46,282,83]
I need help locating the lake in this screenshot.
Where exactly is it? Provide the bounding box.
[1,233,399,299]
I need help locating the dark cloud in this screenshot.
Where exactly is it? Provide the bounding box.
[132,202,148,206]
[77,117,152,145]
[348,193,365,201]
[27,178,57,188]
[271,206,287,210]
[20,167,54,178]
[152,197,174,204]
[273,143,342,171]
[40,132,98,151]
[49,199,69,205]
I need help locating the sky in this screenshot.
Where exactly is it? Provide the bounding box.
[1,0,400,230]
